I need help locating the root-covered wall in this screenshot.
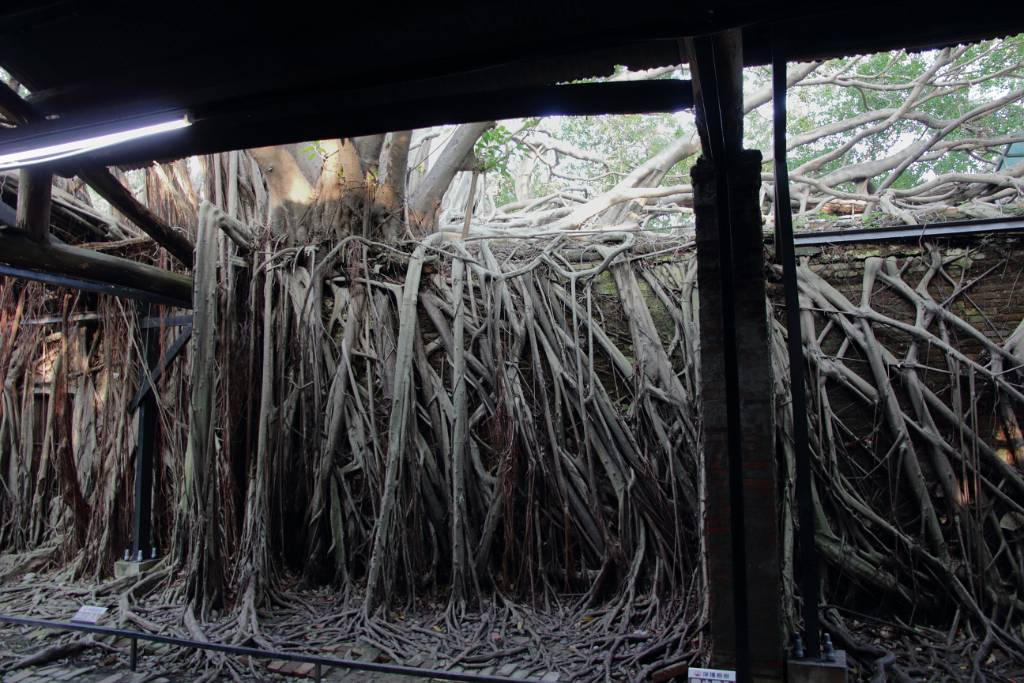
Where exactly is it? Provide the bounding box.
[2,229,1024,678]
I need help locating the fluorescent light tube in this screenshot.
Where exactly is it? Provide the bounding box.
[0,115,191,170]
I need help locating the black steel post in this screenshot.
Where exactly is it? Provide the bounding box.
[131,305,159,562]
[772,38,822,659]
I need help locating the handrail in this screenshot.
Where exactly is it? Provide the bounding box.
[0,613,535,682]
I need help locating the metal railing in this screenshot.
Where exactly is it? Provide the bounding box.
[0,613,534,682]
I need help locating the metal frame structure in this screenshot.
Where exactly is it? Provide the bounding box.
[125,308,195,563]
[127,318,190,560]
[129,305,160,563]
[790,215,1024,247]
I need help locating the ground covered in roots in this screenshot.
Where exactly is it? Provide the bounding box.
[3,567,1024,681]
[0,565,705,682]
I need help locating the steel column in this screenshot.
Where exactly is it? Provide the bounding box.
[131,305,160,562]
[772,38,821,660]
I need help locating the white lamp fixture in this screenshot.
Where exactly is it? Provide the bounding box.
[0,114,191,170]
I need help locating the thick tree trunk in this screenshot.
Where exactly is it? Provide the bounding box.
[408,121,494,235]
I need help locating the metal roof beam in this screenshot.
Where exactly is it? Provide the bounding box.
[789,216,1024,247]
[0,79,694,172]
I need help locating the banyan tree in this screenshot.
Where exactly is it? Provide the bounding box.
[2,8,1024,681]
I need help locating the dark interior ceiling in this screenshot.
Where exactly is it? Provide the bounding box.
[2,1,1023,168]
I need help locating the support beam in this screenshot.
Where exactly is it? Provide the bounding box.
[0,79,35,123]
[0,226,192,305]
[131,305,160,562]
[141,313,193,329]
[0,263,190,308]
[688,30,783,682]
[7,80,694,172]
[772,39,821,660]
[0,81,195,268]
[789,215,1024,246]
[16,166,53,242]
[129,324,192,411]
[78,167,195,267]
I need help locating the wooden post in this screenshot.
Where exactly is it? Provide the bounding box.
[16,166,53,242]
[688,29,784,682]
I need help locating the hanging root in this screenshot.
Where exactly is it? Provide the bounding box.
[4,225,1024,679]
[777,248,1024,679]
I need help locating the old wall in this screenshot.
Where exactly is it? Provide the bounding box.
[782,236,1024,452]
[800,237,1024,357]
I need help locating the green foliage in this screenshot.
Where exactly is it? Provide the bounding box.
[781,36,1024,187]
[475,125,519,173]
[556,113,687,192]
[300,140,327,161]
[474,35,1024,212]
[474,123,534,206]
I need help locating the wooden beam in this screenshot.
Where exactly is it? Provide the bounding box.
[686,31,745,159]
[0,263,190,308]
[16,166,53,242]
[0,81,195,268]
[0,227,192,304]
[19,313,101,326]
[78,167,194,267]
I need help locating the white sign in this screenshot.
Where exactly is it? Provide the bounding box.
[688,667,737,682]
[71,605,107,624]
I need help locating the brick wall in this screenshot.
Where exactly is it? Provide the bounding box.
[800,237,1024,358]
[772,235,1024,447]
